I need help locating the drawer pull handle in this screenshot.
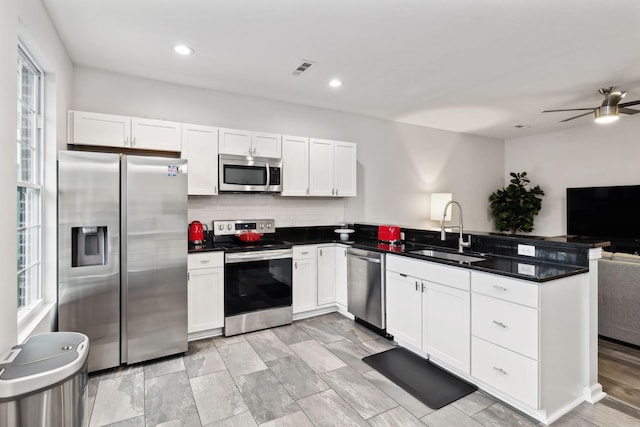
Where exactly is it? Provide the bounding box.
[493,366,508,375]
[301,251,309,255]
[492,285,508,291]
[200,259,211,264]
[493,320,507,328]
[415,281,419,291]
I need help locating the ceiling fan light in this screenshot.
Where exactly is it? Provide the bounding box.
[594,105,619,124]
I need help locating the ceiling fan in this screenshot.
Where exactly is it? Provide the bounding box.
[543,87,640,123]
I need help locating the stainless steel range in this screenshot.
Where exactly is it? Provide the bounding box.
[214,219,293,336]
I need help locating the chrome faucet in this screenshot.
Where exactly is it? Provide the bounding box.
[440,200,471,253]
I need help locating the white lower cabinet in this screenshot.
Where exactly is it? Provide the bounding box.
[470,270,587,422]
[187,252,224,334]
[293,244,348,316]
[424,281,470,373]
[335,245,348,308]
[317,245,337,306]
[386,271,423,350]
[471,336,538,408]
[386,255,470,374]
[293,246,317,314]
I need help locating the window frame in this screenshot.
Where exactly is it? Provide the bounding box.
[17,44,44,322]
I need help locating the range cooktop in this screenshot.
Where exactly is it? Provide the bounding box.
[212,219,292,252]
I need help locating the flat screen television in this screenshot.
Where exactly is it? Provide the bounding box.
[566,184,640,239]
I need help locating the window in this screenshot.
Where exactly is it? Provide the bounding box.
[17,46,43,317]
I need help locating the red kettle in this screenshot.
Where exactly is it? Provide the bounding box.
[189,221,207,244]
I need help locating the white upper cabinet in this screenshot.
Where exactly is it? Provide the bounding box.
[219,128,281,158]
[130,117,182,151]
[334,141,357,197]
[281,135,310,196]
[68,110,181,152]
[181,124,219,195]
[253,132,282,158]
[308,138,357,197]
[218,128,252,156]
[68,111,131,148]
[309,138,336,196]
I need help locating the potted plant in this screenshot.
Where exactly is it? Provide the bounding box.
[488,172,544,235]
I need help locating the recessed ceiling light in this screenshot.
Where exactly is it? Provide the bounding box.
[329,79,343,88]
[174,45,194,55]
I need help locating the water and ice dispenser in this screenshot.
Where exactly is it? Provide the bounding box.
[71,226,108,267]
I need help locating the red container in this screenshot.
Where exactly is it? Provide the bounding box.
[378,225,401,242]
[189,221,207,244]
[236,231,263,242]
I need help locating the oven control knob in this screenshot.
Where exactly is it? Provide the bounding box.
[259,224,264,229]
[227,224,232,230]
[218,225,224,230]
[267,223,272,228]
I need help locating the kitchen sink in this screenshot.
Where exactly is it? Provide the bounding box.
[409,249,486,263]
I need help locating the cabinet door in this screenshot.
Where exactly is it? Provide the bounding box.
[219,128,252,156]
[386,271,422,350]
[317,246,337,306]
[335,246,348,307]
[334,141,357,197]
[130,117,182,151]
[188,267,224,333]
[293,256,317,314]
[309,138,335,196]
[281,135,310,196]
[424,281,470,374]
[181,124,219,195]
[253,132,282,158]
[69,110,130,147]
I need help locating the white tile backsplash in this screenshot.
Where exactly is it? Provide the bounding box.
[188,195,346,228]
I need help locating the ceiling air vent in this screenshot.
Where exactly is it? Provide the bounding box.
[292,60,315,76]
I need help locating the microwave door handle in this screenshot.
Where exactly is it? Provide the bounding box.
[265,162,270,187]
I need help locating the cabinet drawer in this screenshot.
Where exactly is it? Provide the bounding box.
[471,272,538,308]
[472,337,538,409]
[472,293,538,359]
[188,252,223,270]
[386,254,470,291]
[293,245,317,259]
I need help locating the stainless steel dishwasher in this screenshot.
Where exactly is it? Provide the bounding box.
[347,247,390,338]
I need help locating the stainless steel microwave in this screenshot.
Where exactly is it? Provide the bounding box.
[219,154,283,193]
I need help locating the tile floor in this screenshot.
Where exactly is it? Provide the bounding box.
[86,313,640,426]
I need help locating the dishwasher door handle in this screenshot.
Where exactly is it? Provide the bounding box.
[348,255,381,264]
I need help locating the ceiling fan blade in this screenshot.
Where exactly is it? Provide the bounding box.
[620,107,640,115]
[559,111,593,122]
[619,99,640,108]
[542,108,595,113]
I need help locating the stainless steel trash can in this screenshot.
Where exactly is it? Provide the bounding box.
[0,332,89,427]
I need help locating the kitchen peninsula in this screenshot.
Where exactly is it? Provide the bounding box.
[189,222,608,424]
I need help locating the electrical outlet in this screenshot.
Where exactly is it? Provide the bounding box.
[517,244,536,257]
[517,263,536,276]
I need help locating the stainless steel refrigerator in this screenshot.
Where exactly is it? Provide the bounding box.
[58,151,188,372]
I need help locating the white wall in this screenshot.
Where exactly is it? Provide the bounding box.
[505,118,640,236]
[0,0,19,355]
[0,0,73,353]
[72,67,505,231]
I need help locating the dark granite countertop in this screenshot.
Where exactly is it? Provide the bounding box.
[314,237,587,282]
[188,225,596,282]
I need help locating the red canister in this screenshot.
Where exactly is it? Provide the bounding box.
[378,225,401,242]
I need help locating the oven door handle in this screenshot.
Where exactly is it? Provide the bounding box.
[225,249,293,263]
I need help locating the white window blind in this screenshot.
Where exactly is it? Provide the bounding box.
[17,46,43,316]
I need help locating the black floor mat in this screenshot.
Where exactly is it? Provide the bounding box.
[362,347,477,409]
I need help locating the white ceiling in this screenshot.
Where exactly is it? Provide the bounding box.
[42,0,640,140]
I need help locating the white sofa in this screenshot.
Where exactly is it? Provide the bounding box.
[598,251,640,346]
